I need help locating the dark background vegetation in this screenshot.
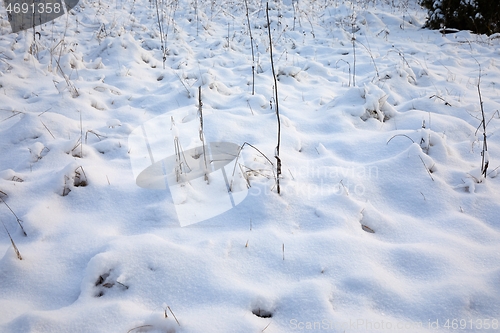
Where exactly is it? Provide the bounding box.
[421,0,500,35]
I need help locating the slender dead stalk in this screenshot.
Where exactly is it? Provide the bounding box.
[336,59,351,87]
[0,198,27,236]
[429,94,452,106]
[350,7,356,87]
[41,121,56,139]
[418,156,434,181]
[79,111,83,158]
[167,306,180,326]
[357,40,379,81]
[386,134,415,145]
[155,0,167,68]
[171,117,191,182]
[475,61,488,178]
[244,0,255,95]
[198,86,208,181]
[1,220,22,260]
[266,2,281,194]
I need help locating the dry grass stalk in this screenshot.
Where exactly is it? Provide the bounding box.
[1,220,22,260]
[244,0,255,95]
[0,198,27,236]
[167,306,180,326]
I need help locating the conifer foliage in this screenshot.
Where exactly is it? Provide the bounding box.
[421,0,500,35]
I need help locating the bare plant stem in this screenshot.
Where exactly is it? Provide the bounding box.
[80,111,83,158]
[429,94,452,106]
[0,198,27,236]
[54,13,79,98]
[40,121,56,139]
[195,0,199,36]
[352,41,356,87]
[386,134,415,145]
[198,86,208,181]
[304,11,315,38]
[155,0,167,68]
[357,40,379,81]
[244,0,255,95]
[175,72,191,97]
[350,6,356,87]
[167,306,180,326]
[266,2,281,194]
[418,155,434,181]
[475,62,488,178]
[164,0,178,60]
[336,59,351,87]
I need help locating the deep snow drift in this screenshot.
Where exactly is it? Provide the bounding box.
[0,0,499,332]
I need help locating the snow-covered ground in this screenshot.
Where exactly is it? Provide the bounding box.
[0,0,499,332]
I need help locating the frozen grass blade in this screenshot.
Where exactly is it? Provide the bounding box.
[167,306,180,326]
[40,120,56,139]
[418,155,434,181]
[0,198,27,236]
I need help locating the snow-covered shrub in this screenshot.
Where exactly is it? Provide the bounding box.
[361,83,396,122]
[326,83,396,122]
[421,0,500,35]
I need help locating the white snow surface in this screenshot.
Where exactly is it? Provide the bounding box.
[0,0,500,332]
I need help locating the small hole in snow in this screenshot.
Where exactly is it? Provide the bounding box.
[252,308,273,318]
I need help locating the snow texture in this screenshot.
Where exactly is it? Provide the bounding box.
[0,0,499,332]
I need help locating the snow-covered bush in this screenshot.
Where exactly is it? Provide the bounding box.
[421,0,500,35]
